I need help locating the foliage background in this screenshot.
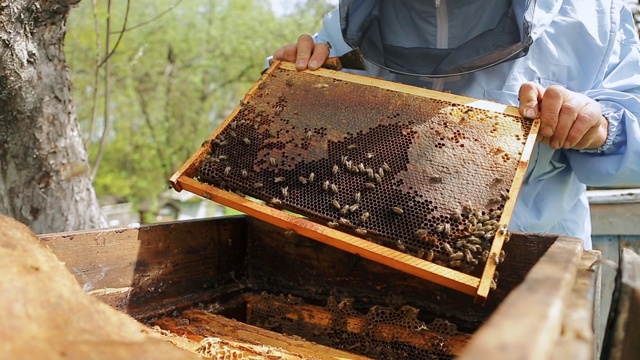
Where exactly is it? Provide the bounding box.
[65,0,333,221]
[65,0,639,222]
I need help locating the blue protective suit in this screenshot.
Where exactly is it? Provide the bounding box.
[286,0,640,249]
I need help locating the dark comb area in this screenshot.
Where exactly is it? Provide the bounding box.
[196,66,532,277]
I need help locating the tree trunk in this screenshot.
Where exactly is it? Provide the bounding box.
[0,0,105,233]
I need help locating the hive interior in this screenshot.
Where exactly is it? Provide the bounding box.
[190,63,533,279]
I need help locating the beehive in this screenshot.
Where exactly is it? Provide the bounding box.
[170,61,540,302]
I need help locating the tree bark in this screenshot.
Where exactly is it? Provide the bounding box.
[0,0,105,233]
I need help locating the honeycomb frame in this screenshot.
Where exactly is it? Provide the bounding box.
[170,61,540,302]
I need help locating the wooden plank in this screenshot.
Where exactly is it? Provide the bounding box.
[550,250,600,360]
[590,203,640,236]
[592,235,621,359]
[476,117,540,303]
[38,216,249,318]
[604,247,640,360]
[152,309,372,360]
[458,237,583,360]
[587,188,640,205]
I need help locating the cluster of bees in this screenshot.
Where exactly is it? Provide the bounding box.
[411,201,509,287]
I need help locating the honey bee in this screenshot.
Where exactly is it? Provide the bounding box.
[344,160,352,170]
[355,228,367,236]
[490,279,497,290]
[365,152,374,159]
[332,165,339,175]
[450,252,464,261]
[281,187,289,197]
[275,105,283,115]
[357,163,366,172]
[341,155,348,165]
[391,206,404,215]
[202,192,211,200]
[349,204,359,212]
[224,167,231,176]
[363,182,376,190]
[308,173,315,183]
[417,249,425,259]
[338,218,352,226]
[241,169,248,178]
[464,249,474,263]
[382,162,391,172]
[354,192,361,204]
[466,236,481,245]
[500,190,510,201]
[430,175,443,183]
[481,250,489,262]
[306,130,313,139]
[360,212,370,222]
[269,157,277,166]
[219,140,228,146]
[491,252,501,264]
[426,250,435,262]
[218,155,228,160]
[499,250,506,263]
[331,199,341,209]
[463,201,475,213]
[274,176,285,183]
[330,184,339,194]
[443,243,454,255]
[322,180,330,191]
[228,130,237,137]
[488,197,502,204]
[253,182,264,189]
[450,260,463,268]
[366,168,375,179]
[270,198,282,205]
[490,210,502,218]
[378,168,385,178]
[374,174,382,184]
[298,176,308,185]
[243,138,251,145]
[341,205,350,214]
[327,221,339,228]
[230,121,237,129]
[415,229,428,239]
[451,209,462,222]
[347,144,357,149]
[396,240,406,252]
[443,223,451,237]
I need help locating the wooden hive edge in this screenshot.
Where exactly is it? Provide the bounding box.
[458,236,584,359]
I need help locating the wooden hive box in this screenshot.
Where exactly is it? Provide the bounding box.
[39,216,600,359]
[170,61,541,302]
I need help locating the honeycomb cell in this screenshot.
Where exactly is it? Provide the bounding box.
[195,66,532,276]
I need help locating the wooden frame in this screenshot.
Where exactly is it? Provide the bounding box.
[169,61,540,303]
